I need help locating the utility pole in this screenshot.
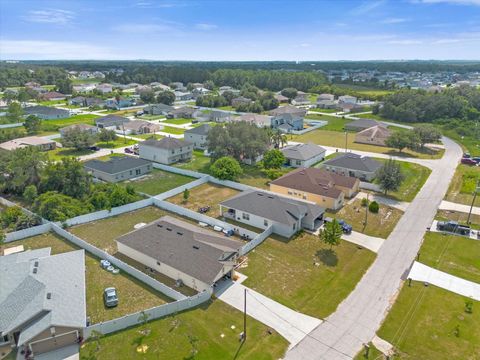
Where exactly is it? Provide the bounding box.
[243,288,247,342]
[364,193,369,227]
[344,131,348,153]
[467,180,479,224]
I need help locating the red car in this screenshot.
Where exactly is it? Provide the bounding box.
[461,157,477,166]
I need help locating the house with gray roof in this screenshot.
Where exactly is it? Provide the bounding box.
[59,123,98,137]
[345,119,381,132]
[281,143,326,168]
[139,137,193,164]
[143,103,173,116]
[84,156,152,182]
[184,124,211,150]
[95,114,130,130]
[269,105,306,132]
[0,248,86,357]
[220,190,325,238]
[168,106,198,119]
[210,110,232,123]
[24,106,70,120]
[322,152,382,181]
[116,216,243,291]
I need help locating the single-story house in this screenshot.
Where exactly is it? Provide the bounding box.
[72,83,96,93]
[236,113,272,128]
[121,120,162,135]
[0,248,86,357]
[95,83,113,94]
[168,106,198,119]
[355,125,391,146]
[139,137,193,164]
[24,106,70,120]
[0,136,57,151]
[269,105,306,132]
[104,98,136,110]
[322,152,382,181]
[95,115,130,130]
[143,103,173,116]
[338,102,363,113]
[345,119,381,132]
[291,91,310,106]
[170,82,184,89]
[59,123,98,137]
[281,143,326,167]
[39,91,66,101]
[184,124,211,150]
[317,99,337,109]
[274,94,289,103]
[116,216,243,291]
[220,190,325,238]
[317,93,335,101]
[210,110,232,122]
[84,156,152,182]
[69,97,104,108]
[25,81,41,88]
[174,91,193,101]
[338,95,357,104]
[231,96,253,107]
[270,167,359,210]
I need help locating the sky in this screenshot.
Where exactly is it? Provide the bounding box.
[1,0,480,61]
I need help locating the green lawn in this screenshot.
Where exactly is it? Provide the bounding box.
[173,150,211,173]
[97,137,137,148]
[373,159,432,202]
[309,107,339,114]
[443,128,480,157]
[48,147,95,161]
[133,133,164,140]
[354,343,384,360]
[445,164,480,207]
[419,232,480,283]
[355,113,389,121]
[160,126,186,135]
[326,199,403,239]
[79,300,288,360]
[378,281,480,359]
[36,99,68,106]
[305,114,349,131]
[124,168,194,196]
[242,232,376,318]
[294,129,444,159]
[162,118,192,125]
[139,114,165,120]
[217,105,235,111]
[7,233,169,324]
[41,114,99,131]
[71,78,103,84]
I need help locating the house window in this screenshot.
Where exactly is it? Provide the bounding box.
[264,220,268,227]
[242,213,250,221]
[172,150,175,154]
[130,170,133,175]
[288,190,292,195]
[136,169,141,175]
[293,223,296,230]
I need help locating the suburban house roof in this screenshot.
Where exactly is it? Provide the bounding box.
[169,106,196,116]
[271,167,358,199]
[185,124,211,136]
[317,93,335,101]
[60,123,96,133]
[117,216,243,285]
[84,156,151,174]
[356,125,391,141]
[220,190,324,226]
[41,91,66,100]
[345,119,381,131]
[145,103,173,112]
[123,120,160,132]
[141,137,191,150]
[269,105,306,117]
[323,153,382,173]
[0,248,86,345]
[211,110,231,118]
[281,143,326,161]
[274,94,289,102]
[95,114,130,127]
[237,113,272,126]
[24,105,69,117]
[0,136,56,151]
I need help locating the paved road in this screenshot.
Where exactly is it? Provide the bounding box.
[216,279,322,348]
[285,136,463,360]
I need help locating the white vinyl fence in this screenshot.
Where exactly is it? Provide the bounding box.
[239,225,273,256]
[0,196,48,223]
[5,223,52,242]
[51,224,187,301]
[152,163,206,179]
[207,176,253,191]
[360,181,382,192]
[84,288,212,338]
[291,120,328,135]
[0,122,23,129]
[154,177,209,200]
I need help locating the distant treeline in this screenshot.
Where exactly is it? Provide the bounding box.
[0,64,69,88]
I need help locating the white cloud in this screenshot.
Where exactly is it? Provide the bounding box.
[413,0,480,5]
[195,23,217,30]
[381,18,410,24]
[350,0,385,15]
[299,43,311,47]
[387,39,423,45]
[112,22,180,33]
[0,40,120,60]
[23,9,75,25]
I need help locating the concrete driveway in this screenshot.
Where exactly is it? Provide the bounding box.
[215,279,322,348]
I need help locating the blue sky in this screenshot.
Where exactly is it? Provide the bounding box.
[1,0,479,60]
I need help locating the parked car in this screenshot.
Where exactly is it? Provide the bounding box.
[471,157,480,164]
[463,152,471,158]
[124,147,133,154]
[437,220,471,236]
[461,158,477,166]
[338,220,353,234]
[89,146,100,151]
[103,287,118,307]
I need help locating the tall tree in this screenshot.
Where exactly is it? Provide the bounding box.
[319,219,343,249]
[376,159,405,195]
[24,115,42,134]
[263,149,285,169]
[6,102,23,123]
[385,131,415,152]
[62,128,97,150]
[413,125,442,148]
[156,90,175,105]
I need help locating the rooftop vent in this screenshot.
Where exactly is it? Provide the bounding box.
[177,232,183,236]
[46,293,52,300]
[193,245,200,250]
[257,193,264,196]
[267,196,274,199]
[34,261,39,267]
[166,228,172,231]
[32,268,38,274]
[157,224,163,228]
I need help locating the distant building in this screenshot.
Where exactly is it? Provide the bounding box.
[317,93,335,101]
[84,156,152,182]
[231,96,253,107]
[96,83,113,94]
[355,125,391,147]
[0,136,57,151]
[143,103,173,116]
[24,106,70,120]
[122,120,162,135]
[95,115,130,130]
[59,124,98,137]
[236,113,272,127]
[345,119,381,132]
[210,110,232,122]
[274,94,289,103]
[168,106,198,119]
[322,153,382,181]
[281,143,326,168]
[39,91,66,101]
[139,137,193,164]
[184,124,211,150]
[269,105,306,132]
[338,95,357,104]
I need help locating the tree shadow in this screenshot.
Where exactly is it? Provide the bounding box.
[316,248,338,267]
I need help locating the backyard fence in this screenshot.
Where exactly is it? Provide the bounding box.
[152,163,206,179]
[0,122,22,129]
[239,225,273,256]
[360,182,382,192]
[207,176,254,192]
[84,288,212,338]
[5,223,52,243]
[51,224,187,301]
[290,120,328,135]
[154,176,209,200]
[63,198,154,226]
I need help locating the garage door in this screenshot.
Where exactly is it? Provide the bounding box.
[30,331,78,355]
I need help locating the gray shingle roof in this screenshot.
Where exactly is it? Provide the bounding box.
[141,137,191,150]
[269,105,306,116]
[116,216,243,285]
[24,106,70,117]
[323,153,382,173]
[0,248,86,344]
[345,119,380,131]
[95,114,130,127]
[220,190,324,226]
[281,143,326,161]
[185,124,211,136]
[84,156,151,174]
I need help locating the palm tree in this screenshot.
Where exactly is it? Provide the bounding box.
[269,129,288,149]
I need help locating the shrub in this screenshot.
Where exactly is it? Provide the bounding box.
[361,198,369,207]
[210,157,243,180]
[368,201,379,213]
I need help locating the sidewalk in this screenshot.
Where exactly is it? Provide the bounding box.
[439,200,480,216]
[352,191,410,212]
[341,231,384,253]
[215,279,322,347]
[408,261,480,301]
